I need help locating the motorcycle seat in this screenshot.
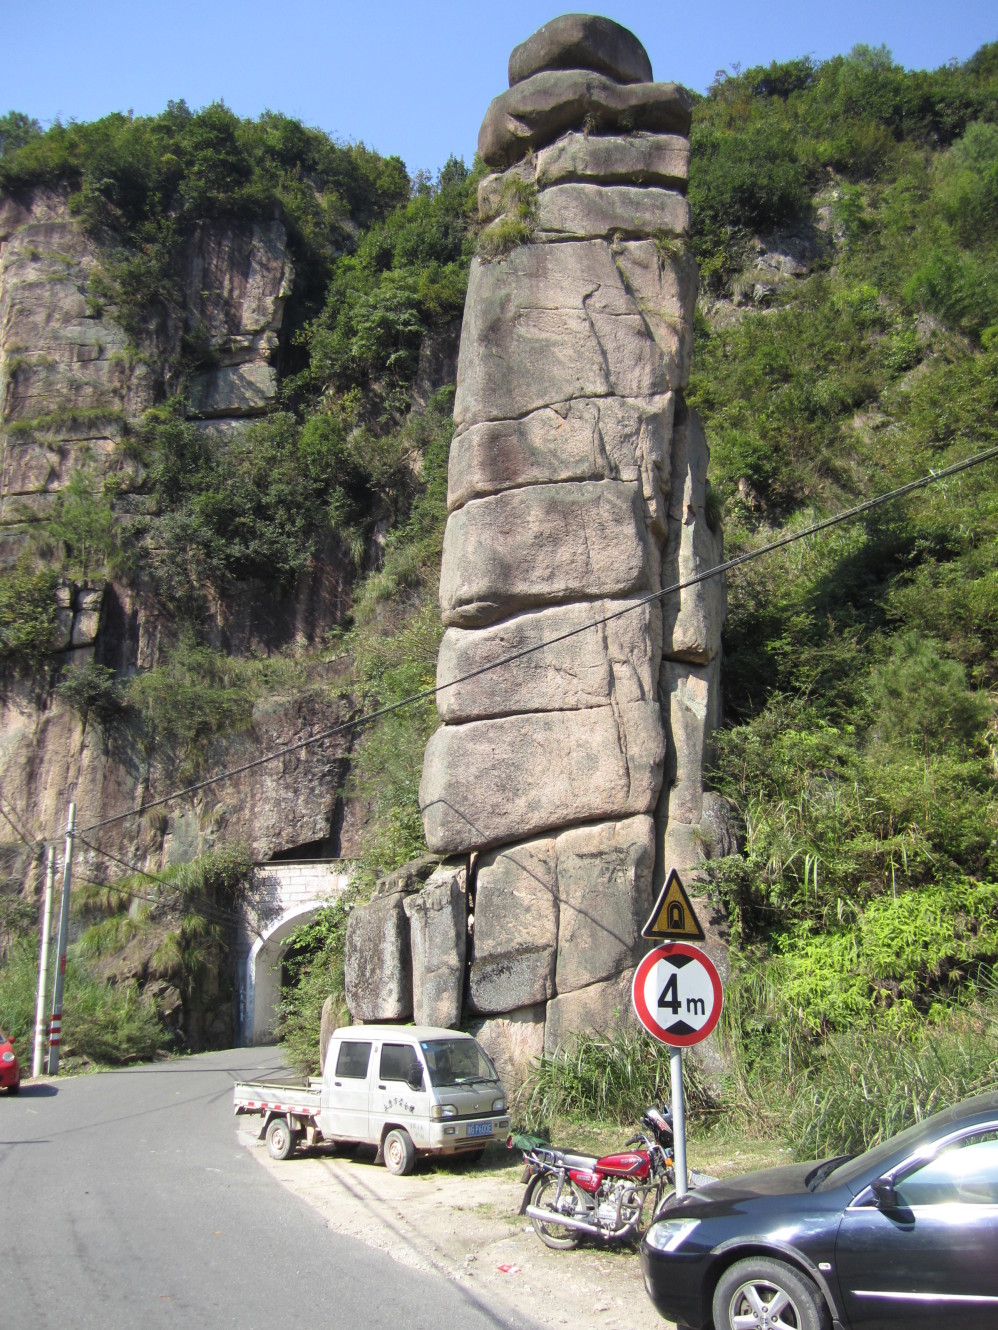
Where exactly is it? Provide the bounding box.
[556,1150,600,1170]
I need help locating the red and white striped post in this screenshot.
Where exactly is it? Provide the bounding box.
[47,803,75,1076]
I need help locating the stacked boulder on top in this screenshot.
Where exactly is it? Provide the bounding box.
[348,16,727,1083]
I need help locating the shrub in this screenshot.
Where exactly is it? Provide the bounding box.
[56,662,126,727]
[43,469,132,580]
[477,178,537,261]
[0,938,169,1065]
[276,894,359,1073]
[76,910,149,959]
[125,643,254,773]
[0,560,59,664]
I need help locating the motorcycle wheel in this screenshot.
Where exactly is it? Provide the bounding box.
[528,1173,584,1250]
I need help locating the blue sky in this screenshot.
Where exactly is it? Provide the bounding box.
[6,1,996,176]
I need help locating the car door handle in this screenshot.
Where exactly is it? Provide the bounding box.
[334,1081,342,1086]
[378,1084,386,1090]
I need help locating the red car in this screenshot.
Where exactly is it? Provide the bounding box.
[0,1028,20,1094]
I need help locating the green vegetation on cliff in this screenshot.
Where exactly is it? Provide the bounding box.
[2,42,997,1136]
[678,42,998,1146]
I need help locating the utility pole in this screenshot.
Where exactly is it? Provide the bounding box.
[47,803,75,1076]
[32,845,56,1078]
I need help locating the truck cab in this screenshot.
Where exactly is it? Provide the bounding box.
[320,1025,510,1174]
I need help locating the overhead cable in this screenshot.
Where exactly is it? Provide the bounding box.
[74,834,244,928]
[66,442,998,839]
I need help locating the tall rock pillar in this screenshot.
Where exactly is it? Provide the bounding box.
[419,15,725,1066]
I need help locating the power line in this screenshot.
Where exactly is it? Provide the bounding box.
[52,441,998,841]
[74,834,244,928]
[0,789,40,850]
[0,791,240,926]
[0,801,33,849]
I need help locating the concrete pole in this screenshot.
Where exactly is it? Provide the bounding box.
[670,1046,688,1197]
[32,845,56,1078]
[47,803,76,1076]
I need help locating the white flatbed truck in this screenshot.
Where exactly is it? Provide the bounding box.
[233,1023,510,1175]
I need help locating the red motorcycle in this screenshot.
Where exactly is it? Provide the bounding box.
[513,1105,676,1249]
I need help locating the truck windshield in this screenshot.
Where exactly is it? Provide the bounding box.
[420,1039,498,1088]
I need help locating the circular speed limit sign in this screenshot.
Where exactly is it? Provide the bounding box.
[632,942,723,1047]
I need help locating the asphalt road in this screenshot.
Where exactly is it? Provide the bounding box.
[2,1046,540,1330]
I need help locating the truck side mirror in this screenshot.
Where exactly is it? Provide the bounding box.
[407,1067,424,1092]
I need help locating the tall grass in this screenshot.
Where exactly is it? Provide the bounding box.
[720,961,998,1158]
[783,1003,998,1157]
[0,939,168,1066]
[518,1030,717,1129]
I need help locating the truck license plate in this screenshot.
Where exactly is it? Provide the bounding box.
[467,1121,493,1137]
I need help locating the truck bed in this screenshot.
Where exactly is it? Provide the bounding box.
[232,1074,322,1119]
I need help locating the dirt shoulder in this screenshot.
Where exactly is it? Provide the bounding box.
[237,1122,784,1330]
[237,1126,668,1330]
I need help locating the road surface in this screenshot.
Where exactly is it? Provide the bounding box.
[2,1045,539,1330]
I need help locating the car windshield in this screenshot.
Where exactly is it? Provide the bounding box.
[816,1114,951,1192]
[420,1039,498,1088]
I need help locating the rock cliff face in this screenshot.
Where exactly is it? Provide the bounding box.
[0,189,351,885]
[345,16,729,1084]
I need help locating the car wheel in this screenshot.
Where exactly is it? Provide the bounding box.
[528,1173,582,1249]
[8,1080,20,1095]
[712,1257,829,1330]
[265,1116,297,1161]
[383,1128,416,1176]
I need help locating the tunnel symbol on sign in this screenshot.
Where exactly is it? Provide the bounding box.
[641,868,705,941]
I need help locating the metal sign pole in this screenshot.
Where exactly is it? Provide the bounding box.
[47,803,75,1076]
[32,845,57,1078]
[670,1046,688,1197]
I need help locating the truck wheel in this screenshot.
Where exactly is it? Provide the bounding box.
[265,1116,297,1161]
[383,1128,416,1176]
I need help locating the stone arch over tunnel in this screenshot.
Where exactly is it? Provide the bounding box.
[237,861,354,1045]
[243,905,320,1046]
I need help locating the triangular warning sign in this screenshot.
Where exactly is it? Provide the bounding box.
[642,868,705,941]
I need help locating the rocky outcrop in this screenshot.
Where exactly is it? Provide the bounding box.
[344,859,440,1022]
[183,218,291,418]
[0,192,154,541]
[414,16,724,1059]
[0,189,349,888]
[404,862,468,1027]
[0,192,288,538]
[508,14,653,87]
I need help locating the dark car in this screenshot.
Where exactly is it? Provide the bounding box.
[0,1027,20,1094]
[641,1088,998,1330]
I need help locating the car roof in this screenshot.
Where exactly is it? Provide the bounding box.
[932,1087,998,1122]
[330,1025,475,1041]
[817,1087,998,1194]
[900,1088,998,1145]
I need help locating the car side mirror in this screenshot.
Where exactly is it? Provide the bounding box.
[871,1175,898,1210]
[407,1068,424,1092]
